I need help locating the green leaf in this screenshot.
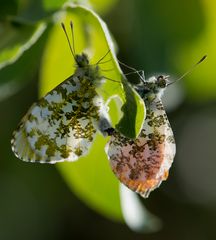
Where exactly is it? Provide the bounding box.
[39,5,145,221]
[57,134,123,221]
[40,4,145,138]
[0,19,46,70]
[116,80,145,140]
[0,26,48,102]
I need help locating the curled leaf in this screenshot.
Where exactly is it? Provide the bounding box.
[39,5,145,221]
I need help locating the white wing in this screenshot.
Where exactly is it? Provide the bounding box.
[11,75,104,163]
[106,98,176,197]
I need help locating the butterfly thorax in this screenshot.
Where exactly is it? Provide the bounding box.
[74,53,102,86]
[136,75,168,103]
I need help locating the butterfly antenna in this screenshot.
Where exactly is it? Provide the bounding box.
[118,60,145,82]
[61,22,75,59]
[97,59,112,65]
[96,49,111,65]
[70,21,76,55]
[167,55,207,86]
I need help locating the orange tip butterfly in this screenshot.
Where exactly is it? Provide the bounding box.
[102,55,207,198]
[11,21,111,163]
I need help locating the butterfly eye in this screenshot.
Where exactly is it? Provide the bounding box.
[157,75,167,88]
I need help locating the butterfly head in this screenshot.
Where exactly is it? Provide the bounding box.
[75,53,89,67]
[135,75,169,101]
[156,75,168,89]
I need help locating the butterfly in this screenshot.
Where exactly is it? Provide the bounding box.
[104,53,207,198]
[11,21,110,163]
[103,74,176,198]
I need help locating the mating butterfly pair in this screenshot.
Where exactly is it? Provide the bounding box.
[11,22,176,198]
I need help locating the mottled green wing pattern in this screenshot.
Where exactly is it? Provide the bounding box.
[11,71,105,163]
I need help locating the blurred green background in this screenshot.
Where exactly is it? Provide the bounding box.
[1,0,216,239]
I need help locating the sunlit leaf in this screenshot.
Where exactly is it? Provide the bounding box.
[39,5,144,221]
[0,20,46,69]
[40,4,145,138]
[58,134,123,221]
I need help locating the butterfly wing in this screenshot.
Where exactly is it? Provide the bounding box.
[106,98,176,197]
[11,74,103,163]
